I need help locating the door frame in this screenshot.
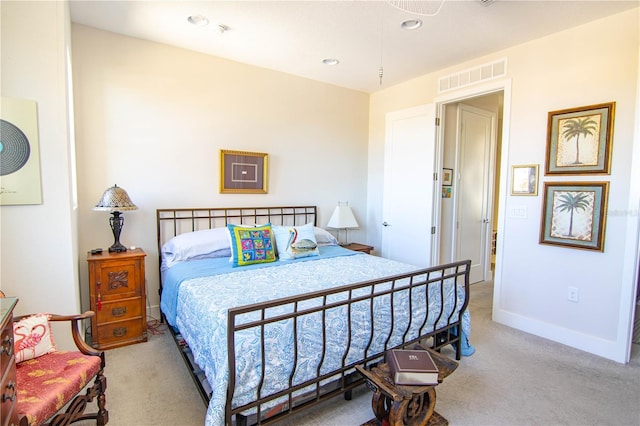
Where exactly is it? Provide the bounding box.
[433,79,512,298]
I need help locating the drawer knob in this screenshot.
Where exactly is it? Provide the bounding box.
[1,336,13,355]
[113,327,128,337]
[2,381,16,403]
[111,307,127,317]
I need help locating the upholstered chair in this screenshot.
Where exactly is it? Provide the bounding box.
[11,310,108,426]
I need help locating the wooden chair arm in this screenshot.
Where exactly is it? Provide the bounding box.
[14,311,102,358]
[51,311,102,357]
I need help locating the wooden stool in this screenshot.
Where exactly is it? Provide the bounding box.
[356,345,458,426]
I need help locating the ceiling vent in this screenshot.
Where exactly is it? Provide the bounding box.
[438,58,507,93]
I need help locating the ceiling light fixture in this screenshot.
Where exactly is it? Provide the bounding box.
[388,0,446,17]
[322,58,340,66]
[401,19,423,30]
[187,15,209,26]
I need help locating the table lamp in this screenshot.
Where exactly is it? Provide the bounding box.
[93,184,138,252]
[327,201,359,245]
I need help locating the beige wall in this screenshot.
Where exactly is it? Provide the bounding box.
[1,1,79,349]
[368,9,639,362]
[71,25,370,315]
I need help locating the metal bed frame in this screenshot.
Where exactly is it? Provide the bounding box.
[156,206,470,425]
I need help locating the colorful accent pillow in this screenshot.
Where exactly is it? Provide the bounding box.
[13,313,57,363]
[272,223,320,261]
[227,223,277,267]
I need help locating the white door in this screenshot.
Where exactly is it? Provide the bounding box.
[382,104,436,267]
[455,104,496,283]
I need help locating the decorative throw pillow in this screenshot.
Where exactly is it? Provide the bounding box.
[227,223,277,267]
[13,313,57,363]
[272,223,320,260]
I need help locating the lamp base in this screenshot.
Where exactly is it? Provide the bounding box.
[108,243,128,253]
[108,211,128,253]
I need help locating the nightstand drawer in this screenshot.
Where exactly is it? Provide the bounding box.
[96,318,145,347]
[96,297,142,324]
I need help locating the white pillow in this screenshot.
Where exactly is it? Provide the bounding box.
[314,227,339,246]
[161,228,231,269]
[272,223,320,260]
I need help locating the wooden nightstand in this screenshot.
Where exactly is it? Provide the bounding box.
[344,243,374,254]
[87,248,147,350]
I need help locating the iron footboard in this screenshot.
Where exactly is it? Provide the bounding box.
[226,259,471,425]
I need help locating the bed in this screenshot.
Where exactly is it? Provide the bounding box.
[156,206,472,426]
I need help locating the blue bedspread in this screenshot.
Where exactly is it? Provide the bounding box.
[160,246,471,426]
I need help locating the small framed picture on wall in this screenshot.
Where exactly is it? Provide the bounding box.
[442,168,453,186]
[220,149,268,194]
[511,164,539,196]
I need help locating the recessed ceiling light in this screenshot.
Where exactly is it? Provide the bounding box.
[401,19,423,30]
[187,15,210,26]
[322,58,340,66]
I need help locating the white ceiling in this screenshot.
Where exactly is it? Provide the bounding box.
[69,0,638,93]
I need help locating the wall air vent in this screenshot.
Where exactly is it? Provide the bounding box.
[438,58,507,93]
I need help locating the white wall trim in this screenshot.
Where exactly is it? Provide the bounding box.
[493,309,625,363]
[619,48,640,361]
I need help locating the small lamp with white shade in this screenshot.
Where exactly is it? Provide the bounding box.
[326,201,359,246]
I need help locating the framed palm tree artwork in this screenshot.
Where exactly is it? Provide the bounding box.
[539,182,609,252]
[545,102,615,175]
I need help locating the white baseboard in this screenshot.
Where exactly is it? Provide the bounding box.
[493,307,626,363]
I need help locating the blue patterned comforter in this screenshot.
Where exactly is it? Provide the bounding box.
[160,246,470,426]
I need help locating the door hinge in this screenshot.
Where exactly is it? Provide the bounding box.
[431,226,436,235]
[435,117,440,126]
[434,172,438,181]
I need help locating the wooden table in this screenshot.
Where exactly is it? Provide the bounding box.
[343,242,374,254]
[356,345,458,426]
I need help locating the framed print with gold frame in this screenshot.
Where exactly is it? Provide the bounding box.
[545,102,615,175]
[539,182,609,252]
[510,164,539,196]
[220,150,268,194]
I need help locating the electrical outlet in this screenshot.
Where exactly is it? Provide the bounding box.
[567,286,579,302]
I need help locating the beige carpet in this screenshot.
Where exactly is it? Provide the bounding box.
[83,281,640,425]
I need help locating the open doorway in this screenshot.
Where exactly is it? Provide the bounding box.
[437,91,504,284]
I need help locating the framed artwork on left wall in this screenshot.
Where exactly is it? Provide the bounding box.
[220,150,268,194]
[0,97,43,205]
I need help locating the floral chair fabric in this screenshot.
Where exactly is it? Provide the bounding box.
[12,311,108,426]
[16,351,101,426]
